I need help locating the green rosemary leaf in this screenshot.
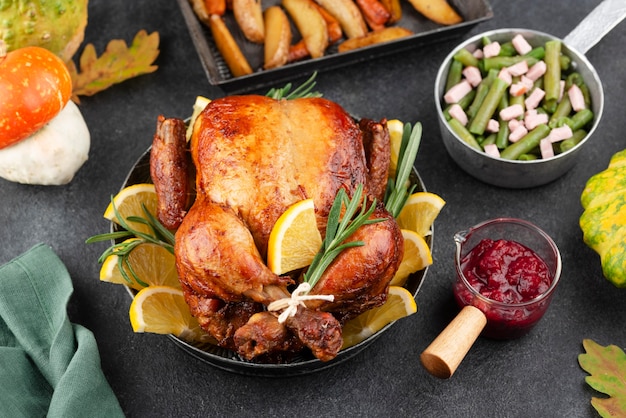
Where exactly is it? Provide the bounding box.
[87,195,175,285]
[266,72,322,100]
[303,184,385,290]
[385,122,423,217]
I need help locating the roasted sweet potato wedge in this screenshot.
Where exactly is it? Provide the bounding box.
[209,14,253,77]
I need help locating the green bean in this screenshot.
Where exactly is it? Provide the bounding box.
[495,117,510,149]
[483,55,539,72]
[549,95,572,126]
[525,47,545,60]
[481,36,491,47]
[559,129,587,153]
[467,70,496,118]
[500,124,551,160]
[565,72,584,89]
[581,83,591,107]
[446,59,464,92]
[469,77,509,135]
[498,42,516,57]
[454,48,479,67]
[560,54,571,70]
[448,118,481,150]
[566,109,594,131]
[544,40,562,101]
[481,133,497,147]
[519,153,539,161]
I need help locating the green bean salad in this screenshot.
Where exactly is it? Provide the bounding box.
[441,33,594,161]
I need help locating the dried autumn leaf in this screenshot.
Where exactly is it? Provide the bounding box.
[578,339,626,417]
[68,30,160,102]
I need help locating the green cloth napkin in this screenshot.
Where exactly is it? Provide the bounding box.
[0,243,124,417]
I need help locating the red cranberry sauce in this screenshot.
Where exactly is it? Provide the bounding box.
[461,238,552,303]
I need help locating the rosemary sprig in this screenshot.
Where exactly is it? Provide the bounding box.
[86,196,175,286]
[304,184,384,290]
[266,72,323,100]
[384,122,423,218]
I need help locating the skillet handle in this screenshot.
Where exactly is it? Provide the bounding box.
[420,305,487,379]
[563,0,626,54]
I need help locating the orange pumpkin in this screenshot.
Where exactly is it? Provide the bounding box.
[0,43,72,149]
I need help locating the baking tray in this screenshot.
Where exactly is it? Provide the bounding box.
[176,0,493,93]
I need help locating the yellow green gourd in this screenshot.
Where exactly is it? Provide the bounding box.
[580,149,626,287]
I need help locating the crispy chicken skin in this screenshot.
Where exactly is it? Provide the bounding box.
[153,95,402,362]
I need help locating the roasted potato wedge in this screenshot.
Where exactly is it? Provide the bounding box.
[338,26,413,52]
[209,14,253,77]
[312,2,343,43]
[406,0,463,25]
[189,0,211,25]
[315,0,368,39]
[380,0,402,23]
[264,6,292,69]
[283,0,329,59]
[232,0,265,43]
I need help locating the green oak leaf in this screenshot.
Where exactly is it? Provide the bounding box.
[578,339,626,417]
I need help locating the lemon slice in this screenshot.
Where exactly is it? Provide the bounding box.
[186,95,211,141]
[387,119,404,179]
[341,286,417,349]
[396,192,446,237]
[104,183,158,235]
[390,229,432,287]
[129,285,211,343]
[100,238,180,290]
[267,198,323,275]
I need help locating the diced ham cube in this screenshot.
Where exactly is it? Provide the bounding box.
[510,82,528,97]
[509,125,528,142]
[548,125,574,143]
[512,34,533,55]
[449,104,468,126]
[508,119,522,131]
[484,143,500,158]
[540,138,555,159]
[483,42,501,58]
[500,104,524,121]
[510,77,532,97]
[498,68,512,85]
[524,110,548,130]
[568,84,586,111]
[463,66,482,87]
[486,119,500,133]
[444,80,473,104]
[520,76,534,90]
[506,60,529,77]
[473,49,484,59]
[525,87,545,110]
[526,60,547,81]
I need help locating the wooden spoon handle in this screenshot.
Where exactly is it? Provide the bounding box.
[420,305,487,379]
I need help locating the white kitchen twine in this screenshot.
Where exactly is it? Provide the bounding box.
[267,282,334,324]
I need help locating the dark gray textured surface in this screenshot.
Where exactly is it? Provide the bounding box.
[0,1,624,416]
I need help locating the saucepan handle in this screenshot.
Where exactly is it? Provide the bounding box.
[420,305,487,379]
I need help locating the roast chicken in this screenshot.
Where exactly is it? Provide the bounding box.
[150,95,404,362]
